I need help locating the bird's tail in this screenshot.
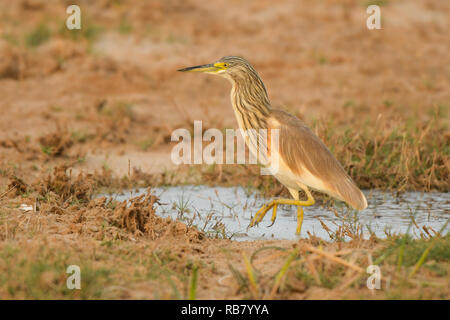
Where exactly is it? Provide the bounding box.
[331,176,367,210]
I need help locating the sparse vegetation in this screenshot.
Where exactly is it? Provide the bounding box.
[175,105,449,195]
[0,165,447,299]
[26,24,51,47]
[0,0,448,300]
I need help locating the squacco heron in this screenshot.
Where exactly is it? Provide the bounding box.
[178,56,367,235]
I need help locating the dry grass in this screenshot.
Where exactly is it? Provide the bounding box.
[171,104,449,197]
[0,165,448,299]
[0,0,448,300]
[227,234,449,300]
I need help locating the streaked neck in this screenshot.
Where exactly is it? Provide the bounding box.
[229,71,272,131]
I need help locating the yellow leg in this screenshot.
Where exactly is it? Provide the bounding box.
[252,201,276,225]
[296,206,304,235]
[268,204,278,227]
[249,187,315,235]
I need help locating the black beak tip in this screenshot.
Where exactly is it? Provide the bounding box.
[177,64,213,73]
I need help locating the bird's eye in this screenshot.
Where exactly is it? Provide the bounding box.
[224,63,229,67]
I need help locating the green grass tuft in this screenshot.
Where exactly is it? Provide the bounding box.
[26,24,51,47]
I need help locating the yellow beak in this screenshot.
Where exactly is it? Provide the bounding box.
[178,62,228,73]
[177,63,218,73]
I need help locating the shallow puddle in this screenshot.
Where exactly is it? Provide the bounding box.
[109,186,449,241]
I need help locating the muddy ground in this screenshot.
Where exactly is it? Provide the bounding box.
[0,0,449,299]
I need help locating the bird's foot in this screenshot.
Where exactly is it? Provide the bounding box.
[248,200,276,229]
[267,203,278,227]
[248,198,314,234]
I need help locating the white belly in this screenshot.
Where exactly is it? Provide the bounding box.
[268,150,328,193]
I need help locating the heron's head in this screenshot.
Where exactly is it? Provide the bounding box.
[177,56,257,81]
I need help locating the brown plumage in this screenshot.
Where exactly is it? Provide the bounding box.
[178,56,367,232]
[269,109,367,210]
